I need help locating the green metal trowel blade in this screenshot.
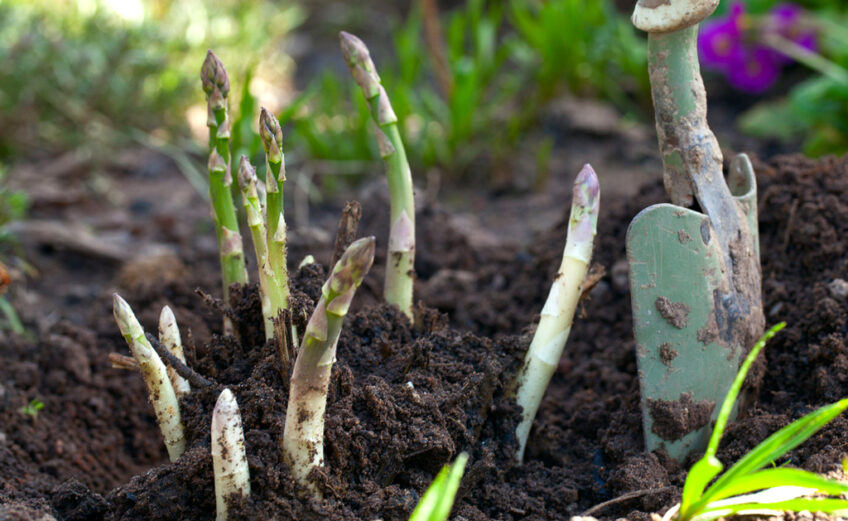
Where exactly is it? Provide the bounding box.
[627,204,740,460]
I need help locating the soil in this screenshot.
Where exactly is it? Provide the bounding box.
[3,133,848,519]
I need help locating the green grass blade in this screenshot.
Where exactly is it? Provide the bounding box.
[409,453,468,521]
[705,467,848,502]
[680,455,724,518]
[706,322,786,458]
[694,498,848,521]
[680,323,784,517]
[0,295,24,335]
[704,397,848,502]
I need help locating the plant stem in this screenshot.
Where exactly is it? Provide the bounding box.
[259,108,290,316]
[212,388,250,521]
[513,165,599,463]
[158,306,190,397]
[763,33,848,86]
[202,51,248,316]
[237,156,286,344]
[340,32,415,319]
[282,237,376,496]
[113,294,185,461]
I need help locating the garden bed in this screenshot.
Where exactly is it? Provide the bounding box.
[1,150,847,520]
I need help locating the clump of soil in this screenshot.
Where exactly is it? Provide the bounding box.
[1,152,848,520]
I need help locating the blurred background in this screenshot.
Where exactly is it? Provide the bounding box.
[0,0,846,330]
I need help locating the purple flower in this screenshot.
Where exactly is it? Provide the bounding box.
[697,2,818,93]
[699,2,744,72]
[767,3,817,63]
[726,46,782,93]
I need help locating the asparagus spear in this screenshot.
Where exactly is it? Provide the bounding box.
[237,156,288,344]
[113,294,186,461]
[259,108,290,316]
[513,165,600,462]
[201,51,248,315]
[158,306,191,397]
[282,237,376,496]
[339,32,415,319]
[212,388,250,521]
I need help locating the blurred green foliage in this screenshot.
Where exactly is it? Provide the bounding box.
[710,1,848,156]
[509,0,650,113]
[0,165,28,335]
[281,0,649,181]
[0,0,303,160]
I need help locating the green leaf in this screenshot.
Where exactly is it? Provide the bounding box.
[705,397,848,501]
[705,467,848,502]
[705,323,786,458]
[694,498,848,521]
[409,453,468,521]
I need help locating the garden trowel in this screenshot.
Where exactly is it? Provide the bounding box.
[626,0,765,462]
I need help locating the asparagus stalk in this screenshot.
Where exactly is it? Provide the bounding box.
[339,32,415,319]
[201,50,248,313]
[259,108,290,315]
[158,306,191,397]
[513,165,600,462]
[212,388,250,521]
[237,156,287,344]
[282,236,376,496]
[113,294,186,461]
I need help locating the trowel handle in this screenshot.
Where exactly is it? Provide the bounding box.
[648,27,724,209]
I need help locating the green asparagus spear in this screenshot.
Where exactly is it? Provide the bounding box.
[201,51,248,314]
[237,156,287,345]
[259,108,290,315]
[282,237,376,496]
[339,32,415,319]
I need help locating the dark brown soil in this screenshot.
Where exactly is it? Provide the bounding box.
[2,151,848,520]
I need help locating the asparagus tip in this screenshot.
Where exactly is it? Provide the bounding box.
[237,155,256,191]
[334,236,376,287]
[574,164,600,211]
[159,305,175,327]
[338,31,368,65]
[112,293,133,332]
[338,31,381,98]
[259,107,283,156]
[201,50,230,100]
[212,388,238,430]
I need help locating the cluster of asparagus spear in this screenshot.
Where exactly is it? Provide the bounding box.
[110,33,599,520]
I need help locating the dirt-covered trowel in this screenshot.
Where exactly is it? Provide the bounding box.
[626,0,765,461]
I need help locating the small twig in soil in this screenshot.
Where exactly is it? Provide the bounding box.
[580,486,676,517]
[272,309,295,383]
[146,332,217,389]
[184,328,199,369]
[579,263,607,302]
[782,198,799,252]
[108,352,139,371]
[330,200,362,267]
[195,288,238,322]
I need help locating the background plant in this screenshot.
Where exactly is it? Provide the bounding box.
[281,0,650,183]
[0,166,28,335]
[700,1,848,156]
[0,0,303,161]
